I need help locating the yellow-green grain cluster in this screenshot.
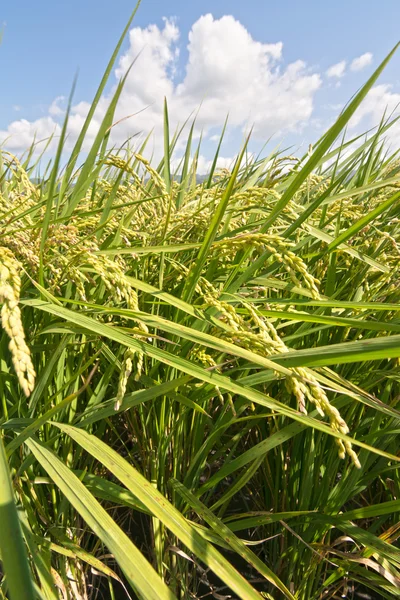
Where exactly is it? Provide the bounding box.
[0,247,35,396]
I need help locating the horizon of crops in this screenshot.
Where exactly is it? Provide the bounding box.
[0,7,400,600]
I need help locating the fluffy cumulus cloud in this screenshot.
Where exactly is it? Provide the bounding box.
[350,52,373,72]
[349,84,400,135]
[320,82,400,166]
[49,96,67,117]
[0,14,323,167]
[326,60,347,79]
[0,117,61,150]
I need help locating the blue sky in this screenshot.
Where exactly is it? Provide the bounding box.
[1,0,400,170]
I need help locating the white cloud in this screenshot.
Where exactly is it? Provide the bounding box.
[172,153,235,175]
[0,14,322,163]
[326,60,347,79]
[349,84,400,133]
[0,117,61,150]
[350,52,373,72]
[49,96,66,117]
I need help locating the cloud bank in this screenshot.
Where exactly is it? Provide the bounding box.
[0,11,394,167]
[0,14,322,162]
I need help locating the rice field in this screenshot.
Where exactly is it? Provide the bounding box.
[0,11,399,600]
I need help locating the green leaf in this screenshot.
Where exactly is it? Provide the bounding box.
[206,114,229,188]
[326,188,400,252]
[182,135,249,302]
[163,97,171,194]
[170,479,295,599]
[252,308,400,333]
[39,79,76,285]
[52,424,265,600]
[61,1,142,189]
[272,334,400,368]
[176,120,195,209]
[63,76,127,216]
[78,376,191,427]
[0,435,35,600]
[26,438,177,600]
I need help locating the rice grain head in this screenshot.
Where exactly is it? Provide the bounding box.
[0,247,35,396]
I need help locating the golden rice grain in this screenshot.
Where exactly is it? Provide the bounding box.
[0,247,35,396]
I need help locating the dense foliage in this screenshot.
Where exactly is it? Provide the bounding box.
[0,14,399,600]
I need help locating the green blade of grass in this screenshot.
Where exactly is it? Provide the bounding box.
[182,135,250,303]
[197,419,308,495]
[51,424,266,600]
[342,499,400,521]
[96,242,201,255]
[245,294,400,311]
[38,78,76,285]
[271,334,400,368]
[176,120,195,209]
[300,223,389,272]
[61,2,142,190]
[163,97,171,194]
[326,188,400,253]
[63,75,128,217]
[77,376,190,427]
[248,308,400,333]
[0,435,36,600]
[206,114,229,188]
[26,438,177,600]
[170,479,295,599]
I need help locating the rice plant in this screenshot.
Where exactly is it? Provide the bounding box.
[0,9,399,600]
